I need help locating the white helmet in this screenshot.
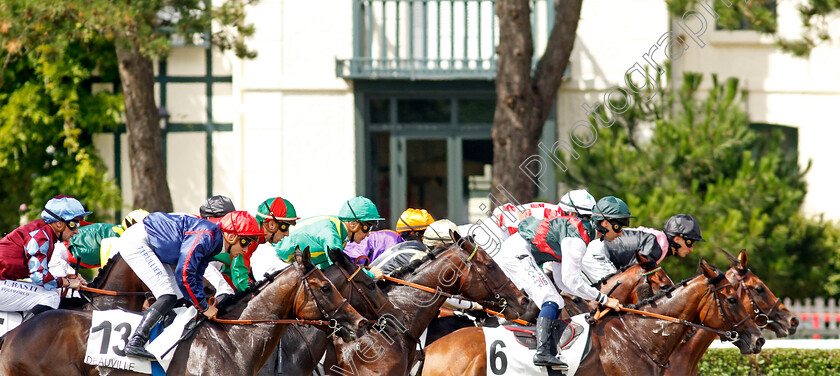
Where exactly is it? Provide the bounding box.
[423,219,460,247]
[558,189,597,215]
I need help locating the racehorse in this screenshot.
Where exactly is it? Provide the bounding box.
[278,248,404,376]
[665,249,799,376]
[327,231,532,376]
[80,253,150,312]
[563,253,675,317]
[421,259,765,376]
[0,249,367,376]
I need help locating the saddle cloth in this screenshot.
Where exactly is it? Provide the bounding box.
[482,313,591,376]
[85,307,196,374]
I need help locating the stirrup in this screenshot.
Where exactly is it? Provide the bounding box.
[533,353,565,367]
[551,353,570,370]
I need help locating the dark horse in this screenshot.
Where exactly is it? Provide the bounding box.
[665,249,799,376]
[327,231,532,376]
[563,253,675,317]
[0,249,367,376]
[80,253,150,312]
[422,259,765,376]
[277,248,404,376]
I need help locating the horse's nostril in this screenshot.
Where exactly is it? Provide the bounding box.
[790,317,800,328]
[358,319,368,328]
[756,337,766,349]
[521,297,530,305]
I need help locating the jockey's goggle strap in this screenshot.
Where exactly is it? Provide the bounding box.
[346,202,377,233]
[44,208,80,230]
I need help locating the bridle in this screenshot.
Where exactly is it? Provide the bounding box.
[700,273,752,343]
[337,265,397,319]
[453,238,513,312]
[294,261,351,337]
[732,269,777,329]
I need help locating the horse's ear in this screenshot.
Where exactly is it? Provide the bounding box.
[296,246,311,266]
[699,259,717,279]
[451,229,462,245]
[294,247,303,263]
[738,249,748,268]
[636,252,651,264]
[327,247,340,263]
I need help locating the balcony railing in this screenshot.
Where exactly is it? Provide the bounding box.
[336,0,553,80]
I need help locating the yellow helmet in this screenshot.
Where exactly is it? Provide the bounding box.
[395,208,435,232]
[122,209,150,229]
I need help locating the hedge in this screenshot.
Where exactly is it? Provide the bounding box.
[699,348,840,375]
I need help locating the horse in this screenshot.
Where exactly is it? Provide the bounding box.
[665,249,799,376]
[421,259,765,376]
[277,248,404,376]
[0,249,367,376]
[327,231,532,376]
[79,253,150,312]
[562,253,675,317]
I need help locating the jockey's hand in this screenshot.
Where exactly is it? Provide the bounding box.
[203,304,219,319]
[64,277,83,290]
[471,302,484,311]
[604,297,621,311]
[67,274,87,285]
[367,266,385,280]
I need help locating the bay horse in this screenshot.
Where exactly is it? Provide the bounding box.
[421,259,765,376]
[0,249,367,376]
[80,253,150,312]
[665,249,799,376]
[278,248,405,376]
[562,253,675,317]
[327,231,532,376]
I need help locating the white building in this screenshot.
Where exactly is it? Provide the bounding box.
[93,0,840,226]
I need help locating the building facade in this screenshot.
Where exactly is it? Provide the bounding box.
[94,0,840,226]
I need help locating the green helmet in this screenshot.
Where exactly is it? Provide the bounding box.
[591,196,635,225]
[337,196,384,222]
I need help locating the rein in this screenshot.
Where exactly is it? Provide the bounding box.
[79,285,149,296]
[382,274,529,325]
[211,317,331,326]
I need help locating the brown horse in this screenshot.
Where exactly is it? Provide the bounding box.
[0,249,367,376]
[563,253,675,317]
[80,253,150,312]
[278,248,404,376]
[327,231,532,376]
[421,260,765,376]
[665,249,798,376]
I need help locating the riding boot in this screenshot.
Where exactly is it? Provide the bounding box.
[551,319,570,370]
[533,317,564,367]
[124,306,164,359]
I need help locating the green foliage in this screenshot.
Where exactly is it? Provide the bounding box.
[666,0,840,56]
[0,39,122,233]
[561,70,840,298]
[700,348,840,375]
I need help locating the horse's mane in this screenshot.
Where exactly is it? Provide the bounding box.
[591,260,659,288]
[216,265,296,314]
[388,245,451,280]
[89,253,122,289]
[625,264,725,309]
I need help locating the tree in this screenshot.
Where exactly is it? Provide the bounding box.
[491,0,839,204]
[0,38,123,232]
[561,70,840,298]
[0,0,256,213]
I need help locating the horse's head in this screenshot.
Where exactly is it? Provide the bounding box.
[599,253,674,304]
[724,249,798,337]
[449,230,531,320]
[293,247,367,342]
[700,259,765,355]
[326,248,405,336]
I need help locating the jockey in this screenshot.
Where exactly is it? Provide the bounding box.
[0,196,91,316]
[194,195,252,294]
[121,211,263,358]
[199,195,236,220]
[382,208,434,254]
[581,214,705,284]
[500,196,627,369]
[276,196,384,279]
[557,189,597,220]
[250,196,300,281]
[342,229,403,266]
[49,209,150,281]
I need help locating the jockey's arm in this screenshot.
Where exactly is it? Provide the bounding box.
[560,237,609,305]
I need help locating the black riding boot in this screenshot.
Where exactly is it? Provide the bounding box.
[551,319,570,370]
[533,317,565,367]
[124,294,177,359]
[124,306,164,359]
[22,304,53,322]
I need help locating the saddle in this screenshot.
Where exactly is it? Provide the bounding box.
[503,319,584,351]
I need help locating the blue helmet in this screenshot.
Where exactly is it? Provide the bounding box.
[40,196,93,223]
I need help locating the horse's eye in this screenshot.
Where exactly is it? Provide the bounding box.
[727,297,737,304]
[487,264,496,270]
[754,285,765,293]
[321,285,332,293]
[367,282,376,290]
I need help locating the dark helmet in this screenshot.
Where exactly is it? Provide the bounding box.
[199,195,236,219]
[663,214,705,242]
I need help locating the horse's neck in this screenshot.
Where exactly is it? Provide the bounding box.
[222,269,300,362]
[674,327,719,373]
[603,266,642,304]
[391,252,465,338]
[621,278,713,362]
